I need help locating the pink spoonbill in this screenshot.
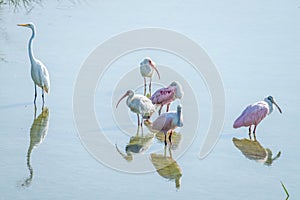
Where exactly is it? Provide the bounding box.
[150,81,183,115]
[233,96,282,139]
[147,104,183,146]
[116,90,155,127]
[140,57,160,96]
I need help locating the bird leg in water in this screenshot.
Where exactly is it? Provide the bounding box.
[137,114,141,127]
[34,104,37,119]
[143,77,147,96]
[158,105,163,115]
[248,126,252,140]
[168,131,173,145]
[34,84,37,104]
[149,77,152,96]
[164,133,167,146]
[166,103,170,112]
[42,87,45,106]
[253,125,257,141]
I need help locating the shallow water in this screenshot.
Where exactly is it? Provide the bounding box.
[1,1,300,199]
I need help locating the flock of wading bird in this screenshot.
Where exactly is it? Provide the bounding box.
[19,22,283,146]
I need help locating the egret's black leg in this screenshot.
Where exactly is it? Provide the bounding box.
[34,103,37,119]
[34,84,37,104]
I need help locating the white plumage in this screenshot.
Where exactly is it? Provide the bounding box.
[116,90,155,126]
[139,57,160,96]
[18,23,50,104]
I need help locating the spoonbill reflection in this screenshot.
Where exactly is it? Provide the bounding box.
[150,146,182,189]
[233,137,281,166]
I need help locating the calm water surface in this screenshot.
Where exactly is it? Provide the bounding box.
[0,1,299,199]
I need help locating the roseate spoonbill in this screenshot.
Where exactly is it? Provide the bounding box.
[139,57,160,96]
[116,90,155,127]
[150,81,183,115]
[147,104,183,146]
[18,23,50,105]
[233,96,282,139]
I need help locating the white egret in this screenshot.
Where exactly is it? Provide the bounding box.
[18,23,50,105]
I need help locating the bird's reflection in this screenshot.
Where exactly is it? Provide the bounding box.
[116,130,155,162]
[155,131,182,149]
[150,147,182,189]
[21,106,50,187]
[232,137,281,166]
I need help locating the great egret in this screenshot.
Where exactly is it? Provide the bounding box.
[18,23,50,105]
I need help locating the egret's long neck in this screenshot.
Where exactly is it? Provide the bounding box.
[28,27,36,65]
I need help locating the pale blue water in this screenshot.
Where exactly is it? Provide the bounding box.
[0,1,299,199]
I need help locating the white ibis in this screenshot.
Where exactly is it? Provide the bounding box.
[139,57,160,96]
[116,90,155,126]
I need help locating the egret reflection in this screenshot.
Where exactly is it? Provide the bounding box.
[115,131,154,162]
[150,147,182,189]
[21,107,50,187]
[232,137,281,166]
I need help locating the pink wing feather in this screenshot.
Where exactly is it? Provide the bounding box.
[152,113,173,132]
[150,86,176,105]
[233,102,268,128]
